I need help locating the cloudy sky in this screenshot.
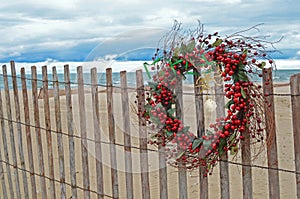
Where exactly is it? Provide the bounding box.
[1,0,299,64]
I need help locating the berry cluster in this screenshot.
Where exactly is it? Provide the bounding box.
[138,23,276,175]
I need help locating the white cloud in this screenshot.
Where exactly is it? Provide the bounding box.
[0,0,299,61]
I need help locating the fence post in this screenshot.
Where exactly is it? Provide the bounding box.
[241,123,252,199]
[52,67,66,199]
[262,68,280,199]
[64,65,78,198]
[175,75,188,199]
[2,65,22,199]
[213,71,230,199]
[106,68,119,198]
[193,71,208,199]
[136,69,151,199]
[0,146,8,199]
[42,66,56,199]
[77,66,90,199]
[120,71,134,199]
[290,74,300,199]
[91,68,104,199]
[31,66,48,199]
[21,67,37,199]
[10,61,30,198]
[0,79,10,198]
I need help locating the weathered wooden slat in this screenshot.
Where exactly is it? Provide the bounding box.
[214,71,230,199]
[0,68,15,198]
[0,146,8,199]
[158,144,168,199]
[0,84,8,199]
[175,75,188,199]
[31,66,48,199]
[52,67,66,199]
[91,68,104,199]
[120,71,134,199]
[10,61,29,199]
[77,66,90,199]
[241,126,252,199]
[262,68,280,199]
[290,74,300,199]
[21,67,37,199]
[2,65,22,199]
[106,68,119,198]
[136,70,151,199]
[42,66,56,199]
[240,66,253,199]
[64,65,78,198]
[193,71,208,199]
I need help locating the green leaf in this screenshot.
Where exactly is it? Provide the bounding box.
[180,43,188,54]
[148,82,158,90]
[206,129,214,136]
[167,108,176,117]
[192,138,203,150]
[218,138,227,156]
[187,40,196,53]
[258,61,266,69]
[143,62,152,79]
[230,144,238,155]
[237,71,248,81]
[212,39,223,47]
[174,48,180,57]
[225,100,234,109]
[176,150,186,159]
[172,59,183,65]
[241,87,247,99]
[182,126,190,133]
[203,140,211,150]
[144,104,152,112]
[150,114,160,124]
[166,130,173,137]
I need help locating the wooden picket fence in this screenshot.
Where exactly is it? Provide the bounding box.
[0,61,299,198]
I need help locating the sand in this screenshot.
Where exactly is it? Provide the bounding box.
[0,82,297,198]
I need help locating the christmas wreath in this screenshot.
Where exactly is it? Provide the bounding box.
[138,22,278,175]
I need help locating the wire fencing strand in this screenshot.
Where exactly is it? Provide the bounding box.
[0,72,300,197]
[0,159,115,199]
[0,73,298,97]
[0,115,299,176]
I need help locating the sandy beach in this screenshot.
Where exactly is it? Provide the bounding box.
[0,82,297,198]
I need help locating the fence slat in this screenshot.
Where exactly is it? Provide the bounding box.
[0,146,8,199]
[42,66,56,199]
[77,66,90,199]
[0,85,9,199]
[120,71,134,199]
[241,126,252,199]
[64,65,78,198]
[262,68,280,199]
[106,68,119,198]
[31,66,48,199]
[91,68,104,199]
[21,67,37,199]
[193,71,208,199]
[52,67,66,199]
[158,144,168,199]
[136,69,151,199]
[290,74,300,199]
[175,75,188,199]
[214,71,230,199]
[240,69,253,199]
[11,61,29,198]
[3,65,22,199]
